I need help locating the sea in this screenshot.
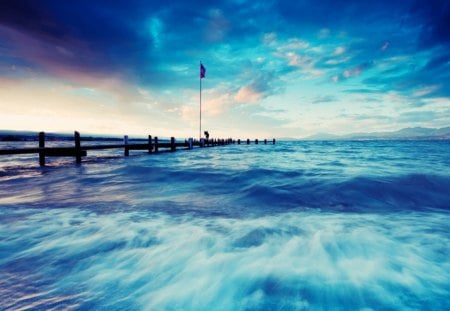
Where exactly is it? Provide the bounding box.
[0,140,449,310]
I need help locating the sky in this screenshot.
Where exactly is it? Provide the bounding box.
[0,0,449,139]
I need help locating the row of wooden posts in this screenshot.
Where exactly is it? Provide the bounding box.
[0,131,276,166]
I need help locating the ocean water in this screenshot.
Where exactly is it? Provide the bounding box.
[0,140,449,310]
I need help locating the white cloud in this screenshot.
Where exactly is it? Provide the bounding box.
[412,85,440,97]
[325,56,351,65]
[283,38,310,50]
[334,46,346,55]
[280,52,324,78]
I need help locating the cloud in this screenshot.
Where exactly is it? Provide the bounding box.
[334,46,346,55]
[325,56,352,66]
[413,0,450,47]
[235,86,263,103]
[318,28,331,38]
[381,41,390,51]
[1,0,449,137]
[279,38,310,50]
[343,88,379,94]
[338,62,374,80]
[204,9,230,42]
[276,51,324,78]
[235,71,278,104]
[413,85,440,97]
[398,110,437,123]
[312,95,337,104]
[263,32,278,46]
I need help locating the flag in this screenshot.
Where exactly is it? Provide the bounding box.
[200,63,206,79]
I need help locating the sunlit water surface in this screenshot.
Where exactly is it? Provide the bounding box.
[1,141,449,310]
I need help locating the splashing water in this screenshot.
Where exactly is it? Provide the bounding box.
[1,141,449,309]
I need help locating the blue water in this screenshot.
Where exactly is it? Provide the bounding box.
[1,140,449,310]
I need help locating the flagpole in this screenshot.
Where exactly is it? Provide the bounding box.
[199,62,202,140]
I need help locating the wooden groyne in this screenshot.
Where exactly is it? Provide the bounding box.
[0,131,276,166]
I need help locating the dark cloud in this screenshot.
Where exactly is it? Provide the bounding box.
[412,0,450,47]
[0,0,449,100]
[0,1,230,80]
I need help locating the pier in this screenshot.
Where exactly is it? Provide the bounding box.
[0,131,276,166]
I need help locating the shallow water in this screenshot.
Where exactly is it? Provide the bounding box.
[1,140,449,309]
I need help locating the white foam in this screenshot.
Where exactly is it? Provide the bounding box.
[1,208,449,309]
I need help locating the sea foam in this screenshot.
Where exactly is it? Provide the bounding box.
[1,140,449,309]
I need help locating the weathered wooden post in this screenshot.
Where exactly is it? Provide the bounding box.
[188,138,193,150]
[255,139,259,144]
[39,131,45,166]
[247,139,250,144]
[273,138,276,144]
[264,139,267,144]
[170,137,176,152]
[148,135,153,153]
[74,131,82,163]
[155,136,159,152]
[238,139,241,145]
[124,135,129,156]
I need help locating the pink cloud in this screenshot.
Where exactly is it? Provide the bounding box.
[235,86,263,103]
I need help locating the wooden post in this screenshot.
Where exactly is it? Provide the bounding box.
[238,139,241,145]
[148,135,153,153]
[255,139,258,144]
[74,131,81,164]
[188,138,193,150]
[39,131,45,166]
[155,136,159,152]
[124,135,129,156]
[247,139,250,144]
[170,137,176,152]
[264,139,267,144]
[273,138,276,144]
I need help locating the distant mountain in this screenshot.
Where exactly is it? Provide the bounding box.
[304,127,450,140]
[302,132,342,140]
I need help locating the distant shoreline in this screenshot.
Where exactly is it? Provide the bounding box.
[1,126,449,142]
[1,134,449,142]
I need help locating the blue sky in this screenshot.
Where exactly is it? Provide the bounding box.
[0,0,449,138]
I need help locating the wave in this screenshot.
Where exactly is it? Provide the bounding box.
[1,156,449,215]
[1,208,449,310]
[1,141,450,309]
